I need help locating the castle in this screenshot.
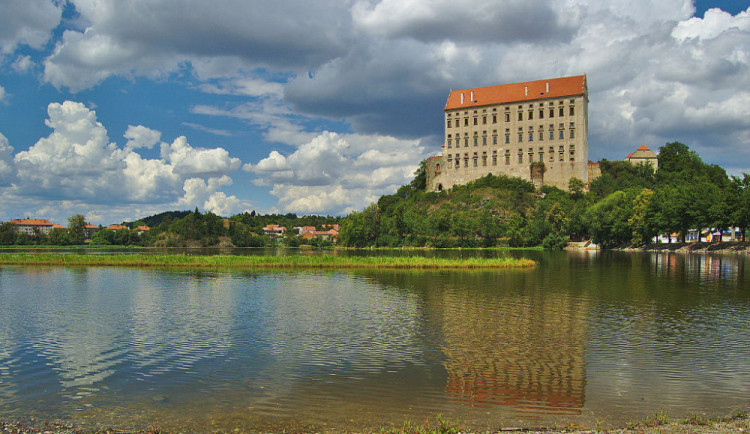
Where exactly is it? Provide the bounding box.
[426,75,589,192]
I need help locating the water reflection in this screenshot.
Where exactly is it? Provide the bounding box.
[0,251,749,431]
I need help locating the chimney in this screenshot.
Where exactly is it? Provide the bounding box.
[470,90,474,102]
[546,82,550,93]
[525,86,528,96]
[460,92,465,104]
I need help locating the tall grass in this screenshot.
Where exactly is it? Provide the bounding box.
[0,253,535,270]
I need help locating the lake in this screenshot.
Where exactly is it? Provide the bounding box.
[0,250,749,431]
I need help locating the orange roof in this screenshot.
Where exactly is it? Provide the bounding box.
[427,155,442,161]
[9,218,53,226]
[625,152,633,159]
[136,225,150,231]
[52,224,66,229]
[637,145,651,151]
[445,75,586,110]
[84,224,98,229]
[588,162,600,166]
[106,224,128,230]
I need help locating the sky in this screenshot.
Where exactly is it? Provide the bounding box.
[0,0,749,225]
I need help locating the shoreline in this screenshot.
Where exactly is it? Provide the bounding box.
[2,410,748,433]
[0,253,535,270]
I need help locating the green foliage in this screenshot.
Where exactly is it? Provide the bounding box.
[0,222,17,245]
[67,214,87,245]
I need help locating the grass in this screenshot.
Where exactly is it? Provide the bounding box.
[382,414,463,434]
[0,253,536,270]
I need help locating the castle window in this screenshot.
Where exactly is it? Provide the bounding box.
[505,112,510,122]
[539,109,544,119]
[447,136,452,148]
[549,124,554,140]
[569,105,575,116]
[518,128,523,143]
[559,145,564,161]
[549,107,554,118]
[473,152,478,167]
[455,155,460,168]
[518,111,523,121]
[528,109,533,120]
[570,144,575,161]
[505,150,511,165]
[549,146,554,162]
[559,104,564,117]
[464,153,469,167]
[493,134,497,145]
[482,116,487,125]
[473,132,478,146]
[464,117,469,126]
[482,132,487,146]
[492,114,497,123]
[505,129,510,144]
[518,149,523,163]
[570,122,575,139]
[447,119,451,128]
[559,123,564,139]
[539,152,544,162]
[492,150,497,166]
[473,117,478,126]
[539,128,544,141]
[528,128,534,142]
[464,133,469,147]
[482,152,487,166]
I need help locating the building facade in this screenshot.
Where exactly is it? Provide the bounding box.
[625,145,658,170]
[427,75,589,192]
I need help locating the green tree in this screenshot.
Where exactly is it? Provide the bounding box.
[628,188,655,246]
[0,222,17,245]
[410,159,428,190]
[67,214,87,244]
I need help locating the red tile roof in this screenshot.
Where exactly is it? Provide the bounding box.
[136,225,150,231]
[84,224,98,229]
[637,145,651,151]
[106,224,128,230]
[52,224,66,229]
[445,75,587,110]
[9,219,53,226]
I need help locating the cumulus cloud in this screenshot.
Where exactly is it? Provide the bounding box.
[11,55,34,73]
[0,0,62,54]
[0,133,15,186]
[124,125,161,150]
[43,0,349,91]
[9,101,245,219]
[247,131,425,214]
[0,86,6,104]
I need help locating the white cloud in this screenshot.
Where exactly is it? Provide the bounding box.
[7,101,244,221]
[0,86,6,104]
[0,0,63,54]
[0,133,15,186]
[160,136,241,177]
[672,7,750,41]
[11,55,33,73]
[43,0,349,91]
[124,125,161,150]
[249,131,424,214]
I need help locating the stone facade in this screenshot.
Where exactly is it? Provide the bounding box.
[625,145,658,170]
[427,76,589,192]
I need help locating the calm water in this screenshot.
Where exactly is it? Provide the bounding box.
[0,251,749,431]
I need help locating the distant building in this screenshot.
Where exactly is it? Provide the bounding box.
[625,145,658,170]
[84,224,100,240]
[106,224,128,231]
[135,225,150,235]
[262,224,286,237]
[427,75,589,192]
[9,219,54,236]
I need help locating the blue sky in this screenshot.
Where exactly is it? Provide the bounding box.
[0,0,749,225]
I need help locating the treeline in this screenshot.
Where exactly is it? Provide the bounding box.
[339,142,750,248]
[0,209,341,248]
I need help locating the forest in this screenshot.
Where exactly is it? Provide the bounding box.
[337,142,750,248]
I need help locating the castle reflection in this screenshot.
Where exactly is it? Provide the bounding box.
[369,270,588,416]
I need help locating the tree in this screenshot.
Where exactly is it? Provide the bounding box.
[410,159,427,190]
[0,222,17,245]
[628,188,655,246]
[67,214,87,244]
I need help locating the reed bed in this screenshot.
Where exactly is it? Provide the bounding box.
[0,253,535,270]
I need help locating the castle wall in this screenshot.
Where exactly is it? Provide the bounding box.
[428,79,588,192]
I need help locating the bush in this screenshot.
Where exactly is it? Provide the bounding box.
[542,232,569,250]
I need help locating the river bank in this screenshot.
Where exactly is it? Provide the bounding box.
[2,410,748,433]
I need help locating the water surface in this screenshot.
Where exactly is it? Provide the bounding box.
[0,250,749,431]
